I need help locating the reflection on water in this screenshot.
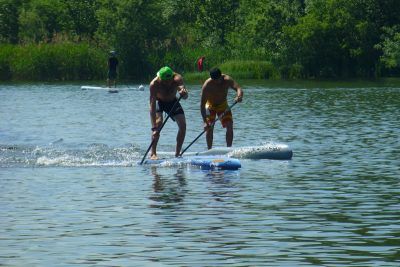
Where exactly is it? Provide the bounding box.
[149,166,187,208]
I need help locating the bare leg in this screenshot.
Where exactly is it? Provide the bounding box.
[226,121,233,147]
[150,113,163,159]
[174,114,186,157]
[206,127,214,149]
[150,135,160,159]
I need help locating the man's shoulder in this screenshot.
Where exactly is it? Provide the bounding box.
[149,77,159,88]
[171,73,184,86]
[202,78,213,86]
[222,74,232,81]
[222,74,235,86]
[173,72,183,81]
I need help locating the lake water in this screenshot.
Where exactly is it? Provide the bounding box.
[1,81,399,266]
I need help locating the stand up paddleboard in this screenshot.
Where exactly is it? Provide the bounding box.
[81,85,145,92]
[196,144,293,160]
[158,144,293,160]
[141,156,241,170]
[81,86,119,93]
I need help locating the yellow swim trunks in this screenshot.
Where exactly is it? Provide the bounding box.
[206,101,233,128]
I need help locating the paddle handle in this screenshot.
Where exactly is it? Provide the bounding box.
[140,95,183,164]
[180,101,238,156]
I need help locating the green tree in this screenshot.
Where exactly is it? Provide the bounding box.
[284,0,400,78]
[197,0,240,47]
[283,0,378,77]
[95,0,118,46]
[18,0,68,43]
[61,0,99,38]
[376,26,400,70]
[232,0,303,60]
[96,0,166,78]
[0,0,23,44]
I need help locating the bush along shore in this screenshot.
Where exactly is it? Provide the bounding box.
[0,43,104,81]
[0,43,295,82]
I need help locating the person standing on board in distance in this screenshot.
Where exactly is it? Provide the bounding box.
[200,68,243,149]
[149,66,189,159]
[107,51,119,88]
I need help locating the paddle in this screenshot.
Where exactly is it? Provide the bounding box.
[140,95,183,164]
[180,100,238,156]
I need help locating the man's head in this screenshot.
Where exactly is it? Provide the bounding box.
[110,50,116,56]
[157,66,174,81]
[210,68,222,80]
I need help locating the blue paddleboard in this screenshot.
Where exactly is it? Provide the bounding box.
[141,155,241,170]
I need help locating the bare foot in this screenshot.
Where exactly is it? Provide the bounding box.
[150,154,158,160]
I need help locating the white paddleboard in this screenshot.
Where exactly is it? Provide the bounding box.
[195,144,293,160]
[81,85,145,91]
[159,144,293,160]
[81,86,119,93]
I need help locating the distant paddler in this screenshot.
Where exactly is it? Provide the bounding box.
[149,66,189,159]
[107,50,119,88]
[200,68,243,149]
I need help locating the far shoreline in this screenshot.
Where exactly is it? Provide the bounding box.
[1,77,400,89]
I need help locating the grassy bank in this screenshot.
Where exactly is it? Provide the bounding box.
[0,43,104,81]
[183,60,283,82]
[0,43,301,82]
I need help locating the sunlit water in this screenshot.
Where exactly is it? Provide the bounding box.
[1,82,399,266]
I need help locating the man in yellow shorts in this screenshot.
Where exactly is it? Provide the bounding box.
[200,68,243,149]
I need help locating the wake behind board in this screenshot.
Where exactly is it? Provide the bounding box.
[141,156,241,170]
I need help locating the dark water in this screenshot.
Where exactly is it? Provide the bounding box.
[1,82,399,266]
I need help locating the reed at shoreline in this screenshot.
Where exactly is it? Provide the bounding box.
[0,43,104,81]
[1,43,398,83]
[0,44,284,82]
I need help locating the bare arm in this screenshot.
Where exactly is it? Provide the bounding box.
[175,74,188,99]
[178,85,188,99]
[229,77,243,102]
[149,82,157,129]
[200,83,208,123]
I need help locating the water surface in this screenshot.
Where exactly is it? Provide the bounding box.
[1,82,399,266]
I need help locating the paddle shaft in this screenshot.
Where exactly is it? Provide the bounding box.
[180,101,238,156]
[140,95,183,164]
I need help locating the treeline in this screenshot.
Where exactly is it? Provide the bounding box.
[1,0,400,81]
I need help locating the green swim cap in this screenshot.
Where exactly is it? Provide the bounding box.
[157,66,174,81]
